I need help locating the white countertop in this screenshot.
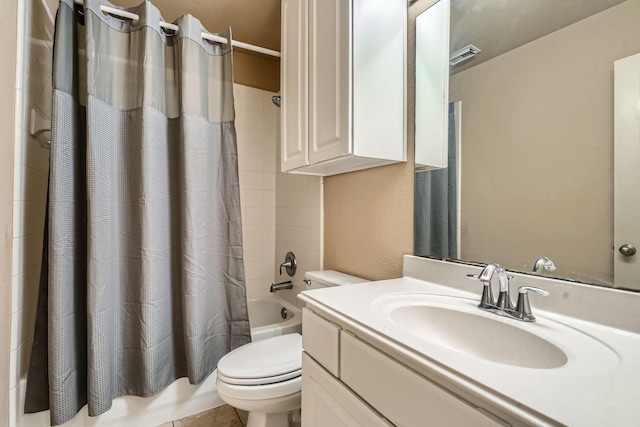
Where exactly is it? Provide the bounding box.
[299,268,640,426]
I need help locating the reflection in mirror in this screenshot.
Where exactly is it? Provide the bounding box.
[414,0,640,290]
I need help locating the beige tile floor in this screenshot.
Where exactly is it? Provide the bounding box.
[157,405,248,427]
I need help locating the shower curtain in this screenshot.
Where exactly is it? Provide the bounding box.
[414,102,459,258]
[24,0,251,424]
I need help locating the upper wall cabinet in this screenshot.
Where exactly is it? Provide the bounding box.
[415,0,450,170]
[281,0,407,176]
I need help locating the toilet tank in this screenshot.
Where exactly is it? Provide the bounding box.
[304,270,369,291]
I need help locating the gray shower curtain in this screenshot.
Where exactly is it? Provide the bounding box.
[24,0,250,424]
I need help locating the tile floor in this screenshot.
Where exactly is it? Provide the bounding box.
[157,405,248,427]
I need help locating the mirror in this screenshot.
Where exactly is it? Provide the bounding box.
[413,0,640,290]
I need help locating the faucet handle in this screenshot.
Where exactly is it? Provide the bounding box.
[514,286,550,322]
[279,252,297,276]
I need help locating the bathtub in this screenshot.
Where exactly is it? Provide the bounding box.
[248,294,302,341]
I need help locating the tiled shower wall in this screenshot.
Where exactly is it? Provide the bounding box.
[274,170,323,308]
[234,85,278,299]
[236,85,324,303]
[10,0,54,424]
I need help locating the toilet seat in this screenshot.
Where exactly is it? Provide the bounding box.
[217,333,302,386]
[217,368,301,386]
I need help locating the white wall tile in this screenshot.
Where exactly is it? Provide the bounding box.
[233,83,246,111]
[262,190,276,208]
[11,267,39,314]
[262,207,276,226]
[274,130,323,299]
[13,164,48,202]
[12,201,46,239]
[9,386,18,427]
[262,225,276,243]
[245,279,263,300]
[244,151,263,173]
[11,234,43,276]
[262,91,280,115]
[236,85,279,299]
[242,207,262,226]
[245,110,263,130]
[244,171,263,190]
[262,154,276,173]
[263,113,277,133]
[244,260,262,280]
[245,88,264,112]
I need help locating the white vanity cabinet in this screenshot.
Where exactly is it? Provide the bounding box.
[302,353,392,427]
[301,308,509,427]
[280,0,406,176]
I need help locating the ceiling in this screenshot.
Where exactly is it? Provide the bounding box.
[112,0,281,52]
[450,0,627,73]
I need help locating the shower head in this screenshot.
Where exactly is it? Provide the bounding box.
[271,95,281,108]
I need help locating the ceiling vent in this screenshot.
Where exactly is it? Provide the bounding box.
[449,45,481,66]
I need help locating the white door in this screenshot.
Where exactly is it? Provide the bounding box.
[280,0,309,171]
[308,0,350,165]
[614,53,640,290]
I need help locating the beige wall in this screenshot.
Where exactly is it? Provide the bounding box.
[450,0,640,285]
[323,0,438,280]
[234,52,280,93]
[0,1,17,425]
[324,163,414,280]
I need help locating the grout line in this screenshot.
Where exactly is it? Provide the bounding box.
[233,407,245,426]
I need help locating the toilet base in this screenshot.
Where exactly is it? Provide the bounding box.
[247,411,288,427]
[217,388,301,427]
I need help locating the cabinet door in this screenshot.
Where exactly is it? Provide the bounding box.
[308,0,351,165]
[302,353,392,427]
[281,0,309,171]
[415,0,450,170]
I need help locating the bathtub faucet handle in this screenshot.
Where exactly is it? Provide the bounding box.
[279,252,297,277]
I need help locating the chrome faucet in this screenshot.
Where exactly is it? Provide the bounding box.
[532,257,557,274]
[270,280,293,293]
[468,263,549,322]
[468,263,514,311]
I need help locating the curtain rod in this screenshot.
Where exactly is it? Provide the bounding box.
[72,0,281,58]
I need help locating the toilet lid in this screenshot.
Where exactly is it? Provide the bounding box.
[217,333,302,385]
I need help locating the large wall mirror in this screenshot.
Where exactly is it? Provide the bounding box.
[414,0,640,290]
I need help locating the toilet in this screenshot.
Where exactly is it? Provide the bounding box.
[216,270,369,427]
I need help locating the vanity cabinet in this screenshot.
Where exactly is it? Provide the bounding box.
[280,0,406,176]
[301,308,509,427]
[302,353,392,427]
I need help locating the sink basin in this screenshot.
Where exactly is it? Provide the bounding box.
[372,293,617,370]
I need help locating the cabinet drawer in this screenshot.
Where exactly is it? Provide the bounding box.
[302,308,340,376]
[340,332,508,427]
[302,352,392,427]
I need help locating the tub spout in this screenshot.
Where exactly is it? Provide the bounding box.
[270,280,293,292]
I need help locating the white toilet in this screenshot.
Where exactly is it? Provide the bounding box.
[216,270,368,427]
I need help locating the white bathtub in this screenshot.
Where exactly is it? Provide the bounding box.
[248,294,302,341]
